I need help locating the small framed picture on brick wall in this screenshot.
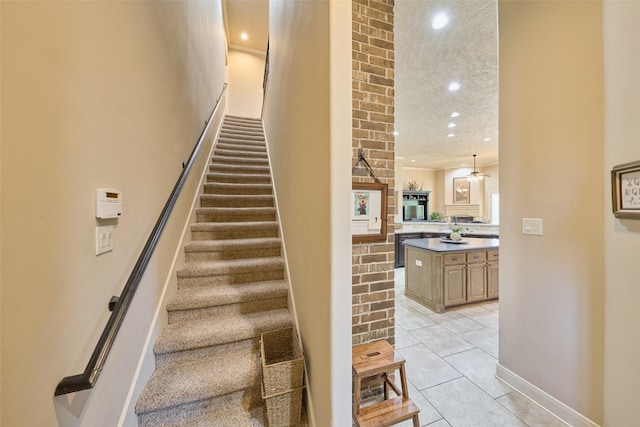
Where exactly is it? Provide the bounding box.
[352,182,388,243]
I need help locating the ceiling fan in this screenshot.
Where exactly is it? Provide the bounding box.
[466,154,491,181]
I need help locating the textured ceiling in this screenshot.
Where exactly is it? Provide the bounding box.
[395,0,499,170]
[225,0,499,170]
[223,0,269,53]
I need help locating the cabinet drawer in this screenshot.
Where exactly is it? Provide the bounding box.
[443,253,466,265]
[487,250,499,261]
[466,251,487,263]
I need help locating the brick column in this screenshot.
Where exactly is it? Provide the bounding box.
[352,0,395,346]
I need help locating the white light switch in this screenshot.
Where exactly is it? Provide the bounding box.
[96,225,114,255]
[522,218,543,236]
[415,259,422,267]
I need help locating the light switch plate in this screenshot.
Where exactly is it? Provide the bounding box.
[415,259,422,267]
[96,225,114,255]
[522,218,543,236]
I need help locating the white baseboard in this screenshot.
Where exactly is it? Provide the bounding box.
[495,363,601,427]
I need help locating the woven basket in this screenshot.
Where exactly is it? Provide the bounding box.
[260,327,304,395]
[262,384,304,427]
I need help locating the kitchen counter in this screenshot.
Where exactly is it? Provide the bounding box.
[403,237,499,252]
[404,238,499,312]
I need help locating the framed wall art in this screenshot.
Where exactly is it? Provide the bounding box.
[352,182,388,243]
[453,177,470,204]
[612,160,640,218]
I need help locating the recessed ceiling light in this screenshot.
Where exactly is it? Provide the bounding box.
[448,81,461,91]
[241,33,249,40]
[432,13,449,29]
[411,159,416,163]
[483,137,491,142]
[448,133,455,137]
[448,123,456,128]
[393,130,399,136]
[451,111,460,118]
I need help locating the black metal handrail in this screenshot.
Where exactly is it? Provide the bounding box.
[55,84,227,396]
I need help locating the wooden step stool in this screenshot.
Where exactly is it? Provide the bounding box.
[352,340,420,427]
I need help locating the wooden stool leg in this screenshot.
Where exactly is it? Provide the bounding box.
[399,364,410,400]
[353,374,362,418]
[383,373,389,400]
[412,414,420,427]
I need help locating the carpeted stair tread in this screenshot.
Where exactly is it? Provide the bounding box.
[153,308,292,355]
[199,194,274,208]
[137,344,261,415]
[138,387,266,427]
[211,155,269,166]
[176,257,284,279]
[215,141,267,151]
[206,172,271,184]
[203,182,272,195]
[167,280,288,312]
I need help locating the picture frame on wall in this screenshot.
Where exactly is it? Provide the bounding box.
[453,177,470,204]
[352,182,388,243]
[611,160,640,218]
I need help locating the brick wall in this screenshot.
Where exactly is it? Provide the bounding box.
[352,0,395,346]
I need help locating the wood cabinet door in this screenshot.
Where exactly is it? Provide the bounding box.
[487,261,499,299]
[443,265,466,306]
[467,263,487,302]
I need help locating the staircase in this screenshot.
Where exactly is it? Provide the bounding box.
[136,116,294,426]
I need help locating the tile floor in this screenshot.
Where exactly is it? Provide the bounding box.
[358,268,567,427]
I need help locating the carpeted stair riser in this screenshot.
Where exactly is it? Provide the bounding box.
[184,237,280,257]
[153,338,258,370]
[210,163,270,175]
[195,207,276,223]
[167,296,288,324]
[200,194,274,208]
[213,147,267,158]
[167,280,288,313]
[203,182,273,196]
[153,308,292,355]
[215,142,267,153]
[176,269,284,289]
[190,221,278,240]
[136,115,296,427]
[212,155,269,166]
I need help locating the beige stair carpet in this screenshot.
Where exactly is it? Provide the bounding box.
[136,115,297,426]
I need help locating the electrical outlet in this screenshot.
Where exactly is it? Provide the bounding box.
[96,225,114,255]
[522,218,543,236]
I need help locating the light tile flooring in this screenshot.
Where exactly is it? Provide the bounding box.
[361,268,566,427]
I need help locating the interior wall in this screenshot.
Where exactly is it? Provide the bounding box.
[498,1,604,424]
[0,1,227,425]
[602,2,640,425]
[263,0,352,425]
[227,48,266,119]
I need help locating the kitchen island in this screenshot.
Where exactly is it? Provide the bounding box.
[404,238,499,313]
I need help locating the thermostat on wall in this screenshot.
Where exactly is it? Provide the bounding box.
[96,188,123,219]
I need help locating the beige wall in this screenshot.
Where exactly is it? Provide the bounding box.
[603,2,640,425]
[227,48,266,119]
[498,1,604,425]
[0,1,227,425]
[264,0,352,425]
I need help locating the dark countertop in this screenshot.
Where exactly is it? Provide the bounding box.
[403,237,499,253]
